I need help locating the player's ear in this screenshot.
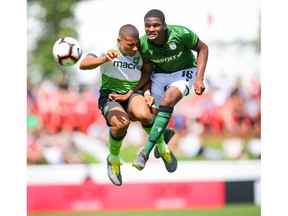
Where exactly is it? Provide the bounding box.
[163,22,167,30]
[117,38,122,43]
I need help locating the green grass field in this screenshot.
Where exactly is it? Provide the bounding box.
[28,204,260,216]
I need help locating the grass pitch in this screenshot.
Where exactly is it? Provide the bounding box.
[28,204,260,216]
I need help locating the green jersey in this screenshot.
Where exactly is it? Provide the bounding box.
[139,24,199,73]
[89,42,143,94]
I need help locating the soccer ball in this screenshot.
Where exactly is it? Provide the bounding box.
[52,37,82,66]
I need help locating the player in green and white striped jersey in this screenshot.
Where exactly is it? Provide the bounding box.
[79,24,173,186]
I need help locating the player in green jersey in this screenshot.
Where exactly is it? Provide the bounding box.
[79,24,174,185]
[133,9,208,172]
[129,9,208,172]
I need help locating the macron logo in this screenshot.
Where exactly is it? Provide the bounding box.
[157,127,162,132]
[113,61,141,70]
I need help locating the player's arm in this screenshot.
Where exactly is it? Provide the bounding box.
[192,39,209,95]
[79,49,119,70]
[142,79,155,107]
[109,62,154,102]
[130,62,154,95]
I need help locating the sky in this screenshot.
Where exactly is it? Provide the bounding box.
[26,0,261,85]
[76,0,260,47]
[74,0,261,85]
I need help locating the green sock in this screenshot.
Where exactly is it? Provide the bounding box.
[143,111,172,154]
[142,126,152,135]
[142,123,165,150]
[108,130,125,162]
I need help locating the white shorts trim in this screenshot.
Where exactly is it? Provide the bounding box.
[151,67,197,109]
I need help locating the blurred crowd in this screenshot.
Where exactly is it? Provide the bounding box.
[166,73,261,160]
[27,73,261,165]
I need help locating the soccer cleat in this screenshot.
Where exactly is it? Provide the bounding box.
[159,147,178,173]
[132,150,149,171]
[154,128,176,159]
[107,156,122,186]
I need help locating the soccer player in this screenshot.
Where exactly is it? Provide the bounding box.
[113,9,209,172]
[79,24,174,186]
[135,9,209,171]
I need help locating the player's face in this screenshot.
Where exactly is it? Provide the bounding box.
[118,36,139,57]
[144,17,166,45]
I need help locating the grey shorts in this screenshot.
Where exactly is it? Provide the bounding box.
[98,89,143,126]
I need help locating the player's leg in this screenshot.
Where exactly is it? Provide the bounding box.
[150,106,176,159]
[128,93,154,126]
[141,74,173,155]
[152,68,197,170]
[143,91,180,172]
[154,127,176,158]
[132,73,179,171]
[152,69,196,171]
[132,102,178,171]
[133,69,196,172]
[128,93,167,168]
[107,104,130,161]
[106,104,130,186]
[99,91,130,186]
[128,92,168,144]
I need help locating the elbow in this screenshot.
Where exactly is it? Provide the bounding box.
[196,40,209,55]
[204,43,209,54]
[205,45,209,59]
[200,43,209,59]
[205,43,209,54]
[79,55,96,70]
[79,61,91,70]
[201,42,209,55]
[79,63,86,70]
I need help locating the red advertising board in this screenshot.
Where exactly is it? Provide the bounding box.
[28,178,225,212]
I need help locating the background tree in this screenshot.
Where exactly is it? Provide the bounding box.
[27,0,85,84]
[252,12,261,53]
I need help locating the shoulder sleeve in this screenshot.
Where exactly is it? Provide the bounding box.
[181,26,199,49]
[139,36,153,63]
[88,42,113,57]
[88,46,105,57]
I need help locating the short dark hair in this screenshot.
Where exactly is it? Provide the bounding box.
[144,9,165,24]
[119,24,139,39]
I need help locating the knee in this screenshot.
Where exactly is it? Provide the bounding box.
[161,88,182,107]
[112,119,130,135]
[137,111,153,126]
[161,97,175,107]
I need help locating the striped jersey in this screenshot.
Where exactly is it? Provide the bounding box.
[89,42,143,94]
[139,24,199,73]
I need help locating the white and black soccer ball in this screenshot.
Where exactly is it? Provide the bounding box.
[52,37,82,66]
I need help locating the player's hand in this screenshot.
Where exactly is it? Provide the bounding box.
[109,90,132,102]
[105,49,120,61]
[193,79,205,95]
[144,94,155,107]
